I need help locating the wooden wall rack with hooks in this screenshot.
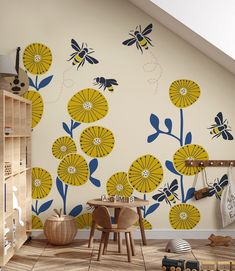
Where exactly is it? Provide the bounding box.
[185,160,235,167]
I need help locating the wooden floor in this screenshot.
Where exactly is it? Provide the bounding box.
[2,239,235,270]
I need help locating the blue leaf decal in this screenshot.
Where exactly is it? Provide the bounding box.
[165,160,181,176]
[150,114,159,131]
[184,187,195,202]
[89,159,98,175]
[56,177,64,199]
[69,204,83,217]
[185,132,192,145]
[32,204,36,213]
[165,118,172,133]
[89,176,101,187]
[38,75,53,89]
[29,77,35,88]
[72,122,81,129]
[62,122,71,136]
[38,200,53,214]
[147,132,160,143]
[145,203,160,217]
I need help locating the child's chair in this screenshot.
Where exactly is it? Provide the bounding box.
[92,206,139,262]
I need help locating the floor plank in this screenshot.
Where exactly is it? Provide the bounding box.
[1,239,235,271]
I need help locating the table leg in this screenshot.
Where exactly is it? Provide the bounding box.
[113,208,120,241]
[137,207,147,246]
[88,217,96,248]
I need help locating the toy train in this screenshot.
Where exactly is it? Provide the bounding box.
[162,256,235,271]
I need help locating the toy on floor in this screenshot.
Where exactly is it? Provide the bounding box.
[162,256,199,271]
[165,239,191,253]
[13,186,24,226]
[208,234,232,247]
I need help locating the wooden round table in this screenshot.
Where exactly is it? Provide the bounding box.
[87,198,149,247]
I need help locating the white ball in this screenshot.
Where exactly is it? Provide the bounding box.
[165,239,191,253]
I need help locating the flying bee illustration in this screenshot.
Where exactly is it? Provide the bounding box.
[209,112,233,140]
[122,23,153,53]
[209,174,228,199]
[93,77,118,92]
[152,179,179,206]
[68,39,99,70]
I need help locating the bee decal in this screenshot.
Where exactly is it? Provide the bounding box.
[209,112,233,140]
[152,179,179,206]
[209,174,228,200]
[93,77,118,92]
[122,23,153,53]
[68,39,99,70]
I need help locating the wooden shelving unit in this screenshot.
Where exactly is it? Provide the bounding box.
[0,90,32,267]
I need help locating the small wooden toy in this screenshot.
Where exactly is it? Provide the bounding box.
[217,261,230,271]
[201,261,217,271]
[101,194,135,203]
[231,261,235,271]
[208,234,232,247]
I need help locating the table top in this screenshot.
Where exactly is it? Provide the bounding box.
[87,198,149,208]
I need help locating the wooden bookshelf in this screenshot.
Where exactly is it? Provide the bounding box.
[0,90,32,267]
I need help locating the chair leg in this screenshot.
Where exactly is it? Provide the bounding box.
[125,232,131,262]
[103,232,109,255]
[129,232,136,256]
[97,232,105,261]
[118,232,122,253]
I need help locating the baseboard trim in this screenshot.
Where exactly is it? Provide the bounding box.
[31,229,235,240]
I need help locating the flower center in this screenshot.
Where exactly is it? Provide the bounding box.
[179,212,188,220]
[180,88,187,95]
[93,138,101,145]
[116,184,123,191]
[34,55,41,62]
[60,145,67,152]
[83,101,93,110]
[142,169,149,178]
[68,166,76,174]
[34,179,41,187]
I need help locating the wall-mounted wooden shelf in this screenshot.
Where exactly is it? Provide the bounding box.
[185,160,235,167]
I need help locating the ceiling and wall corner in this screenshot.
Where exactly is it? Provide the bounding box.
[128,0,235,75]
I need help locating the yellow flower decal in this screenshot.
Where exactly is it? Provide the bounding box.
[169,203,200,230]
[80,126,115,158]
[57,153,88,186]
[135,218,152,230]
[23,90,44,128]
[23,43,52,75]
[52,136,77,159]
[67,88,108,123]
[169,79,200,108]
[106,172,133,197]
[32,167,52,199]
[128,154,163,193]
[32,215,43,229]
[76,213,92,229]
[173,144,208,176]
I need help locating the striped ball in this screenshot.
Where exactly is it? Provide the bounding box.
[165,239,191,253]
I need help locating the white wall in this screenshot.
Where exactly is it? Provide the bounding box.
[151,0,235,60]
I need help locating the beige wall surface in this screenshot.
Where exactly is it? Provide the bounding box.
[1,0,235,231]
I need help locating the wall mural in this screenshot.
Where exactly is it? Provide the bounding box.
[209,112,233,140]
[149,79,205,229]
[68,39,99,70]
[25,21,231,231]
[122,23,153,53]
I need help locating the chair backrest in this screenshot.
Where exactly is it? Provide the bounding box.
[92,206,112,229]
[117,207,139,229]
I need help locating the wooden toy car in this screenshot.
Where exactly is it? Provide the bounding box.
[201,261,217,271]
[208,234,232,247]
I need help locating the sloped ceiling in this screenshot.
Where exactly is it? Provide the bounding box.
[128,0,235,75]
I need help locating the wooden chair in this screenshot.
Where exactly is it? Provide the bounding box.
[92,206,139,262]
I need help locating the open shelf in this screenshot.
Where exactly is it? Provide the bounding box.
[0,90,32,267]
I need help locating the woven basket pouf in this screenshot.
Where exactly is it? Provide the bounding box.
[44,209,77,245]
